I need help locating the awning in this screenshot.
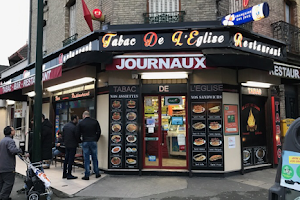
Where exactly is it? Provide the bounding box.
[64,51,113,69]
[203,48,274,71]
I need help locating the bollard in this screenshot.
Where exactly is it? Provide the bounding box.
[269,118,300,200]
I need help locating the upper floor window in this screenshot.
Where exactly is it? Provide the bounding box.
[149,0,179,13]
[285,0,296,25]
[69,3,76,36]
[230,0,243,13]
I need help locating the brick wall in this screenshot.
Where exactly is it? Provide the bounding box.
[181,0,217,21]
[279,84,286,120]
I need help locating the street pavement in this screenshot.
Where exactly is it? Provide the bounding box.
[10,168,276,200]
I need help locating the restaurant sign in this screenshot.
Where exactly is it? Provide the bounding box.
[0,65,62,95]
[53,89,94,102]
[269,63,300,79]
[232,32,283,58]
[105,54,208,70]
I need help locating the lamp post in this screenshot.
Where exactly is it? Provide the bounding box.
[32,0,44,163]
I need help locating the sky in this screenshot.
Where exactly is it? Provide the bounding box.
[0,1,30,66]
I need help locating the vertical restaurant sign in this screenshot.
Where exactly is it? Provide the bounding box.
[224,105,239,135]
[109,85,139,169]
[105,54,208,70]
[222,2,269,26]
[272,96,282,164]
[243,0,249,7]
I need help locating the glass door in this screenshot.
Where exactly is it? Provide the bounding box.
[143,95,187,169]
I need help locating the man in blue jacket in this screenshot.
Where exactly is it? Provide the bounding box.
[62,115,79,179]
[0,126,22,200]
[76,111,101,180]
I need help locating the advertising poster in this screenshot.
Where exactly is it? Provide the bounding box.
[190,84,224,170]
[109,85,139,169]
[224,105,239,135]
[241,95,267,166]
[280,150,300,191]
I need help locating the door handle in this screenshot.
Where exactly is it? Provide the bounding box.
[161,126,164,145]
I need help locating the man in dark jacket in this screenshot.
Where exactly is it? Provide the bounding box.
[62,115,79,179]
[41,114,53,169]
[0,126,22,200]
[76,111,101,180]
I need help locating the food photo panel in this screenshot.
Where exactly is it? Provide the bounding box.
[208,136,223,148]
[126,134,137,144]
[126,111,137,121]
[207,120,222,132]
[191,102,206,117]
[208,152,223,167]
[111,134,122,144]
[125,146,138,155]
[254,146,267,165]
[112,111,122,121]
[127,99,137,109]
[243,147,253,166]
[125,156,137,168]
[110,156,122,168]
[111,99,122,110]
[111,123,122,133]
[111,145,122,156]
[192,136,207,151]
[192,152,207,167]
[207,102,221,116]
[126,122,138,133]
[192,120,206,134]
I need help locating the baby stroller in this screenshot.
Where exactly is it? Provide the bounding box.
[18,154,52,200]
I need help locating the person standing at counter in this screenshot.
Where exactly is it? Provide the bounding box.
[76,111,101,180]
[62,115,79,180]
[0,126,22,200]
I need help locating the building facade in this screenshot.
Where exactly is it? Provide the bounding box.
[1,0,300,175]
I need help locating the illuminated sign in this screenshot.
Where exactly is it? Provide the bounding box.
[247,88,262,95]
[106,54,207,70]
[222,2,269,26]
[233,32,282,57]
[269,64,300,79]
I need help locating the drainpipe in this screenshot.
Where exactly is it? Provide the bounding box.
[27,0,32,64]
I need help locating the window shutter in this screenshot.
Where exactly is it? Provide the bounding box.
[69,4,76,36]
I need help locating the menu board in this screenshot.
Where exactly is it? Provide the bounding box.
[109,85,139,169]
[190,84,224,170]
[241,95,267,166]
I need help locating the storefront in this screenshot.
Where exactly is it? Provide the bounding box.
[0,24,288,175]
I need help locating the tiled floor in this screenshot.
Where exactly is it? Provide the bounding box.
[16,158,105,196]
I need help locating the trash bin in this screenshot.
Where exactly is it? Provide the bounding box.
[269,118,300,200]
[19,141,25,153]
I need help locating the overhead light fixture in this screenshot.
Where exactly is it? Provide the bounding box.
[46,77,94,92]
[6,100,15,105]
[26,91,36,97]
[241,81,272,88]
[141,72,188,80]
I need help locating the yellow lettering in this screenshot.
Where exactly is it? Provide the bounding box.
[102,33,117,48]
[187,30,199,45]
[172,31,183,46]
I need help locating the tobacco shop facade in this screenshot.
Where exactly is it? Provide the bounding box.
[0,23,286,175]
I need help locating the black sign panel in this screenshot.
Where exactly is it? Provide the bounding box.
[230,32,285,59]
[53,90,94,102]
[142,84,187,94]
[108,85,139,169]
[99,31,229,51]
[190,84,224,170]
[241,95,267,166]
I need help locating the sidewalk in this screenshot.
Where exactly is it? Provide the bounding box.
[16,158,277,200]
[16,157,106,196]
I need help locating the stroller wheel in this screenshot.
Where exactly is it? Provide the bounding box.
[27,191,40,200]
